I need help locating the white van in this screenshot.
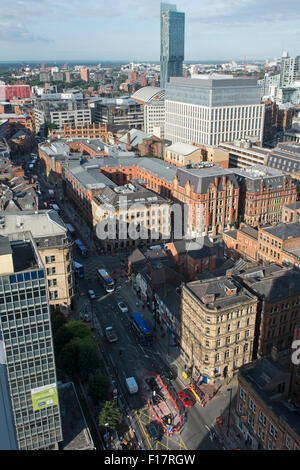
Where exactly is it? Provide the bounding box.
[125,377,138,394]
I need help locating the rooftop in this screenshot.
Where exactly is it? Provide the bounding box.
[239,357,300,438]
[261,223,300,240]
[186,275,256,311]
[131,86,165,103]
[166,142,202,156]
[176,166,238,194]
[0,210,67,239]
[58,382,94,450]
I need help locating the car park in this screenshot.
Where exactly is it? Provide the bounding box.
[88,290,96,300]
[177,389,196,408]
[118,301,128,313]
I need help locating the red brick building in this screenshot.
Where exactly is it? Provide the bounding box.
[236,350,300,450]
[173,166,239,236]
[233,166,297,226]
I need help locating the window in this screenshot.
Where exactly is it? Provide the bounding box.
[45,256,55,264]
[240,387,246,402]
[249,398,256,413]
[285,435,291,449]
[269,423,278,440]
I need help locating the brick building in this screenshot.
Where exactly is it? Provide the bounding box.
[165,238,218,281]
[223,223,300,270]
[223,225,258,262]
[173,165,239,237]
[236,351,300,450]
[282,201,300,223]
[231,263,300,358]
[233,165,297,226]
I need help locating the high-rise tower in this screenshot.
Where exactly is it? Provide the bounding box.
[0,232,63,450]
[160,2,185,89]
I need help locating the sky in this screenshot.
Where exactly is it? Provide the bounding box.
[0,0,300,62]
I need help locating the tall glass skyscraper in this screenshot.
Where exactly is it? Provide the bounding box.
[160,2,185,90]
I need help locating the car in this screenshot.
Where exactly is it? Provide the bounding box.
[118,301,128,313]
[145,421,164,441]
[177,389,196,408]
[88,290,96,300]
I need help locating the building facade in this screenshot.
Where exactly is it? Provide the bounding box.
[160,3,185,89]
[233,165,297,226]
[0,233,63,449]
[180,277,258,385]
[0,211,75,316]
[165,77,265,146]
[173,165,239,237]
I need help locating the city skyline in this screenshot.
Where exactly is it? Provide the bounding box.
[0,0,300,62]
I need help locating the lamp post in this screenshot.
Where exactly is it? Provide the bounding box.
[226,388,232,437]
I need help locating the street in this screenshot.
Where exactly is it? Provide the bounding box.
[33,157,236,451]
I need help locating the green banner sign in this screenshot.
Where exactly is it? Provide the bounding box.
[31,383,58,411]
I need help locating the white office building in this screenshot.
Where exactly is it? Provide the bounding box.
[165,77,265,146]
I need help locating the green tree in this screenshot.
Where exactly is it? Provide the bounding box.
[98,401,123,429]
[51,309,66,335]
[57,337,81,375]
[88,374,110,404]
[78,337,99,379]
[65,320,93,340]
[53,324,73,356]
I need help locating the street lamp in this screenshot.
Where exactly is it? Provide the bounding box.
[226,388,232,437]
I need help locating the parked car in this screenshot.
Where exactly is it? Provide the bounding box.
[88,290,96,300]
[177,389,196,408]
[118,301,128,313]
[145,421,164,441]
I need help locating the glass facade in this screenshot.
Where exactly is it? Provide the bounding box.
[160,3,185,89]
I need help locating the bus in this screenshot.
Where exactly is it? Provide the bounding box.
[66,223,76,236]
[97,269,115,293]
[73,261,84,279]
[74,239,88,258]
[130,313,153,346]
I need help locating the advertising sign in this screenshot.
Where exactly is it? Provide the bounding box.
[31,383,58,411]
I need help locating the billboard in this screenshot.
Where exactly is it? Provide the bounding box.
[31,383,58,411]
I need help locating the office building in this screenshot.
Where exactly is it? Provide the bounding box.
[219,140,271,168]
[34,92,91,133]
[180,276,258,385]
[0,232,63,449]
[89,97,144,132]
[131,86,165,138]
[160,3,185,89]
[0,211,75,316]
[165,77,264,146]
[280,53,300,88]
[92,182,172,252]
[80,69,90,83]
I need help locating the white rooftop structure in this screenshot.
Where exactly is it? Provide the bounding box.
[0,210,67,239]
[166,142,201,155]
[131,86,165,103]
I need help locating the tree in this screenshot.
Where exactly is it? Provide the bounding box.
[98,401,123,430]
[65,320,93,340]
[88,374,110,404]
[51,309,66,335]
[57,338,81,375]
[78,337,99,379]
[53,324,73,356]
